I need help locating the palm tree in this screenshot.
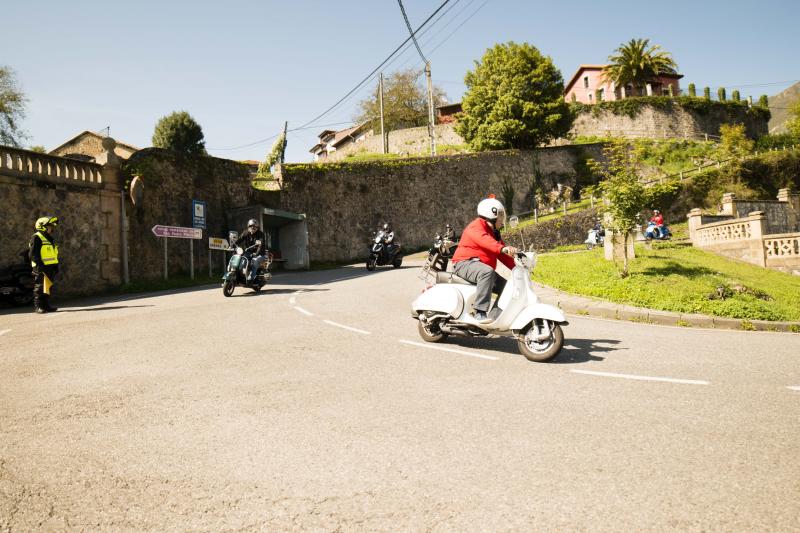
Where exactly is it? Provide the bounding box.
[602,39,678,97]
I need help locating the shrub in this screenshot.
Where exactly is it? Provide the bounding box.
[688,83,696,97]
[758,95,769,108]
[732,90,741,102]
[703,87,711,100]
[717,87,727,102]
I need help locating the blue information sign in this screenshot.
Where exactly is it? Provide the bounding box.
[192,199,207,229]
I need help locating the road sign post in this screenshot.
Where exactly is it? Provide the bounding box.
[208,237,230,278]
[152,225,203,281]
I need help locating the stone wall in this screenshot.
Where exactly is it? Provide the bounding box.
[275,145,604,263]
[503,208,599,252]
[326,124,465,161]
[0,144,123,297]
[123,149,278,281]
[571,102,768,140]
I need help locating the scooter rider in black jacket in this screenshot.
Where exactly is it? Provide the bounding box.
[235,219,268,282]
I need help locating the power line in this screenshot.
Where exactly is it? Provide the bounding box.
[397,0,427,64]
[294,0,452,132]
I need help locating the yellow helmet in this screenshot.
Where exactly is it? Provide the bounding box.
[35,216,58,231]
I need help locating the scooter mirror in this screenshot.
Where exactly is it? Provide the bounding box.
[508,215,520,229]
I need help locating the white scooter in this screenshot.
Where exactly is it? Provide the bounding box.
[411,220,567,362]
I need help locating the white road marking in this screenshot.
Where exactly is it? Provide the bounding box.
[399,339,499,361]
[0,329,10,336]
[571,369,709,385]
[788,386,800,392]
[294,306,314,316]
[323,320,371,335]
[289,296,296,304]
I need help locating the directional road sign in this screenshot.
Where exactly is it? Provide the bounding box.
[151,225,202,239]
[208,237,230,250]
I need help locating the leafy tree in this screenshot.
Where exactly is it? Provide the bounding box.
[758,95,769,108]
[152,111,206,155]
[0,66,28,147]
[703,87,711,100]
[601,38,678,96]
[731,90,741,102]
[719,123,754,161]
[29,145,46,153]
[785,101,800,139]
[355,69,447,132]
[688,83,696,97]
[456,41,572,151]
[717,87,727,102]
[589,140,647,277]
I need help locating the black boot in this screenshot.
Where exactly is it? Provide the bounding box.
[33,294,46,314]
[43,294,57,313]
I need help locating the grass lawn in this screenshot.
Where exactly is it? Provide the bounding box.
[514,198,594,229]
[534,242,800,322]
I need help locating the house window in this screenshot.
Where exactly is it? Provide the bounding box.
[588,93,593,102]
[598,88,604,101]
[583,76,589,89]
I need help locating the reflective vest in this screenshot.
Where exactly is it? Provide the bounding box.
[33,231,59,266]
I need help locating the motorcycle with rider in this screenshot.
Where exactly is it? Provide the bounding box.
[367,222,403,270]
[222,219,273,296]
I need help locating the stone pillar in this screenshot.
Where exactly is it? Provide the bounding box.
[721,192,736,216]
[97,138,123,286]
[687,208,703,243]
[747,211,767,267]
[604,229,636,262]
[777,188,800,231]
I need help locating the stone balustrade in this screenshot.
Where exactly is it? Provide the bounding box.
[688,190,800,275]
[0,145,103,186]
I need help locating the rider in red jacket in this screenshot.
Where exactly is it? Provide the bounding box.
[452,197,517,323]
[650,209,664,226]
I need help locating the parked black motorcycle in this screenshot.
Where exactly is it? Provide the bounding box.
[366,230,402,271]
[0,250,34,307]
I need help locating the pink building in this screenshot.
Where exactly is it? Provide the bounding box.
[564,65,683,104]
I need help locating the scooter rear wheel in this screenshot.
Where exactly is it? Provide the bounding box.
[366,257,377,271]
[222,279,235,297]
[418,316,447,343]
[517,320,563,362]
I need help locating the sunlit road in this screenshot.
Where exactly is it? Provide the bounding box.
[1,261,799,531]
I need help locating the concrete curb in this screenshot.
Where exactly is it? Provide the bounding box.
[532,282,800,333]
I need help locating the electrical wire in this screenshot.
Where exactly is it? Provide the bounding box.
[397,0,427,64]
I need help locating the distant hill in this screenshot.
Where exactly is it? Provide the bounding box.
[768,81,800,133]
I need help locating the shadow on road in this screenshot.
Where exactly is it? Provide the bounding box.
[237,288,329,297]
[444,336,622,364]
[57,305,155,313]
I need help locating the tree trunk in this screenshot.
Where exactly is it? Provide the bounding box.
[622,232,629,277]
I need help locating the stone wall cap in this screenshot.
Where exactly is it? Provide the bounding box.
[748,210,766,217]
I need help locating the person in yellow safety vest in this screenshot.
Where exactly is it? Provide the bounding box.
[29,216,59,314]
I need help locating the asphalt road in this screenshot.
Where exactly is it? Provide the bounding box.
[1,261,799,531]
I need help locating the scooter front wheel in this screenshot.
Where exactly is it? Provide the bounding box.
[366,257,377,271]
[517,320,563,362]
[417,316,447,343]
[222,279,235,297]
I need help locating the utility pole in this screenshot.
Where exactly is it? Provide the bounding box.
[379,73,387,154]
[425,61,436,156]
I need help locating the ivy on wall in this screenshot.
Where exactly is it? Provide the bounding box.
[571,96,770,121]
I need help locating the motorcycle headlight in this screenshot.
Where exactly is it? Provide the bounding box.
[236,247,243,255]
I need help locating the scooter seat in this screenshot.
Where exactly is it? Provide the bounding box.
[435,271,474,285]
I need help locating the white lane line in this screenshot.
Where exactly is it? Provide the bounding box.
[0,329,10,336]
[571,369,709,385]
[323,320,371,335]
[294,306,314,316]
[399,339,499,361]
[289,296,296,304]
[788,386,800,392]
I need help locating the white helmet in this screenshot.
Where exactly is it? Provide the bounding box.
[477,197,506,227]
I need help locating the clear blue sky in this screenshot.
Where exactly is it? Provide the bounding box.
[4,0,798,162]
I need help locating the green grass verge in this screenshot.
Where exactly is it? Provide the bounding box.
[534,243,800,321]
[513,198,594,230]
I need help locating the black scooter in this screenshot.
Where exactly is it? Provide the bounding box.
[367,230,402,271]
[0,251,35,307]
